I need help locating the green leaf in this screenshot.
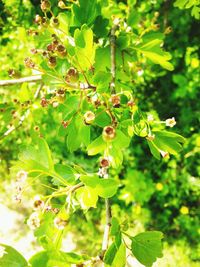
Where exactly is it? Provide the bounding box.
[74,25,96,70]
[80,175,118,198]
[97,179,118,198]
[131,231,164,267]
[95,109,112,127]
[29,251,48,267]
[29,250,88,267]
[104,243,118,265]
[73,0,99,25]
[57,13,69,34]
[79,186,99,208]
[87,135,106,155]
[113,130,131,148]
[112,243,126,267]
[110,217,121,236]
[136,39,174,71]
[0,244,28,267]
[18,138,54,174]
[147,140,161,160]
[54,164,76,185]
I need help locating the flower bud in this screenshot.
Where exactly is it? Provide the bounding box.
[40,0,51,12]
[110,95,120,108]
[102,126,116,142]
[16,170,27,183]
[84,111,95,125]
[58,1,66,9]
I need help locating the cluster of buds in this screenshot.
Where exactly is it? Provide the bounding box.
[40,0,51,12]
[102,126,116,142]
[84,111,95,125]
[65,67,79,83]
[13,170,28,203]
[27,29,38,36]
[110,95,120,108]
[54,217,68,230]
[24,57,35,69]
[35,15,49,27]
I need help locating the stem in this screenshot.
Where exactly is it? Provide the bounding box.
[101,21,118,257]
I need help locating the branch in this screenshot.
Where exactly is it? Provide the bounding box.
[0,75,42,86]
[102,198,112,252]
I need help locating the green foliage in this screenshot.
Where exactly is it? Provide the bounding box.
[0,244,28,267]
[131,231,164,267]
[0,0,199,266]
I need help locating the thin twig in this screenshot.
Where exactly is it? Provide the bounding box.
[34,82,44,99]
[0,75,42,86]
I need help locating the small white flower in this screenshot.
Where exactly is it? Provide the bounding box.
[137,69,144,76]
[147,114,154,122]
[160,150,169,158]
[97,168,108,178]
[165,117,176,127]
[0,246,7,258]
[54,217,67,230]
[33,195,44,210]
[27,212,40,230]
[16,170,27,183]
[146,133,155,141]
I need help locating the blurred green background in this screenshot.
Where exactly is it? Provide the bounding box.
[0,0,199,266]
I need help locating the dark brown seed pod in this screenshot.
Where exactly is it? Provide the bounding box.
[65,67,79,83]
[100,158,110,168]
[47,43,56,52]
[56,44,67,57]
[48,56,57,68]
